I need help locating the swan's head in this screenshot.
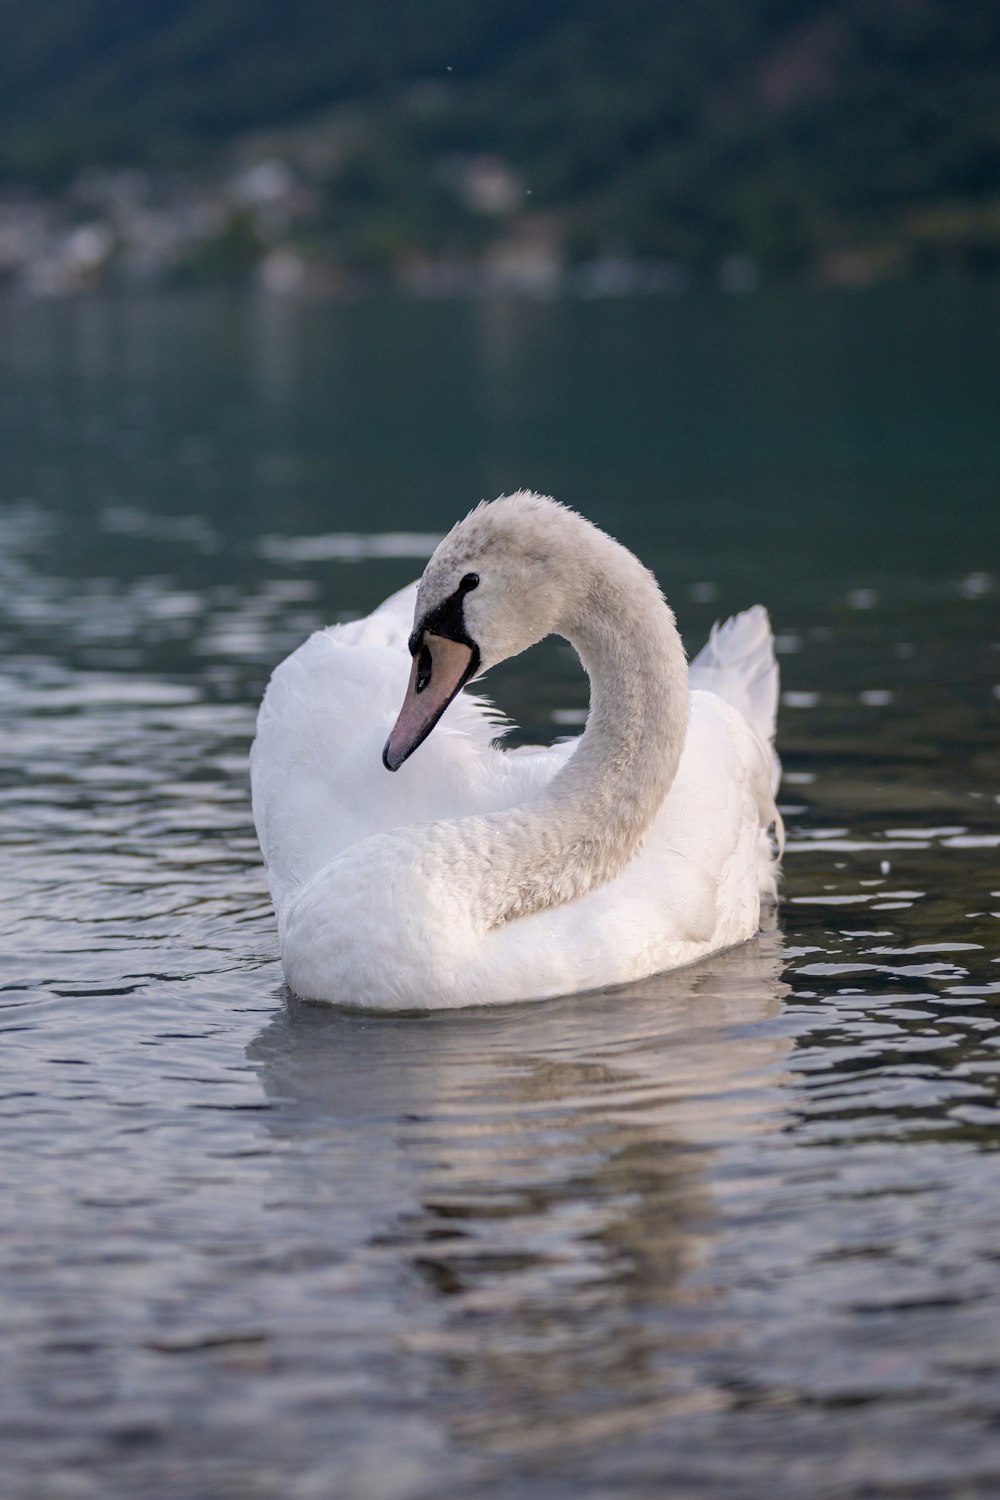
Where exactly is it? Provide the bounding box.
[383,492,573,770]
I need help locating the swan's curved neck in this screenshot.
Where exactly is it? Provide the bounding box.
[472,526,689,929]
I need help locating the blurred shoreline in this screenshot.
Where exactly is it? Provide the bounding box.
[3,153,997,303]
[4,3,999,300]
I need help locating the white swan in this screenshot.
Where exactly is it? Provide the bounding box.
[251,491,782,1010]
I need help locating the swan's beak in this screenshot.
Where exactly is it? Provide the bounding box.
[383,632,477,771]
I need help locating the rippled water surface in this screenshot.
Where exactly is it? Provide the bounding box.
[1,289,999,1498]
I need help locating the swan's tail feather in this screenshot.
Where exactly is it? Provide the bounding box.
[689,605,781,792]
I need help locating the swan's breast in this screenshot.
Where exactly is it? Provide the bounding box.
[279,827,482,1009]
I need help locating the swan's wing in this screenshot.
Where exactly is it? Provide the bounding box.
[464,689,780,1003]
[251,588,572,921]
[689,605,780,794]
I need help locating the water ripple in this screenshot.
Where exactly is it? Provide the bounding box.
[2,294,1000,1498]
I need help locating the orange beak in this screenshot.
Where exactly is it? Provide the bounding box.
[382,632,477,771]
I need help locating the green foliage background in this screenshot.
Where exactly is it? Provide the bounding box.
[2,0,998,272]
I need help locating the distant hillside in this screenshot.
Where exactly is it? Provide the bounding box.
[0,0,569,173]
[2,0,999,277]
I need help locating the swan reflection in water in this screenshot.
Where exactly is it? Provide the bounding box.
[246,925,792,1462]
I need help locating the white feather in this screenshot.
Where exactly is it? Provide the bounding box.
[251,494,782,1009]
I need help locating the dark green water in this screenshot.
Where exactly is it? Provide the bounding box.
[0,287,998,1498]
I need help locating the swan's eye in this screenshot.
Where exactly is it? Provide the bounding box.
[460,573,480,592]
[415,642,433,694]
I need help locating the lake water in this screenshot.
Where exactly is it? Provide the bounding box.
[1,286,998,1499]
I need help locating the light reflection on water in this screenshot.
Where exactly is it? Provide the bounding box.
[1,291,999,1498]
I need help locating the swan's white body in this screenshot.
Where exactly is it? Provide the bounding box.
[252,493,781,1010]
